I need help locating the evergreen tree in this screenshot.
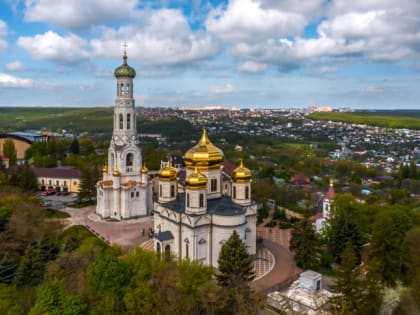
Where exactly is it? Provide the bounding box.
[14,243,45,287]
[216,230,255,287]
[0,253,17,284]
[290,214,319,269]
[329,217,363,263]
[2,139,17,167]
[68,139,80,155]
[8,165,38,192]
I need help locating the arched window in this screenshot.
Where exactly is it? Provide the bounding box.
[110,153,115,172]
[199,193,204,208]
[185,243,189,259]
[127,113,131,130]
[119,114,123,129]
[211,178,217,192]
[120,83,123,96]
[245,186,249,199]
[233,186,236,199]
[170,185,175,198]
[126,153,133,172]
[187,193,190,207]
[159,184,162,197]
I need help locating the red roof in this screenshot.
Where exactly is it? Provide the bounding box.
[32,166,81,179]
[311,212,323,222]
[223,160,236,177]
[324,184,335,200]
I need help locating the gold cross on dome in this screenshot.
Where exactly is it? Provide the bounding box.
[122,42,128,56]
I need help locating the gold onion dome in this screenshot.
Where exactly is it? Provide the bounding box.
[186,168,207,190]
[159,161,177,181]
[114,53,136,79]
[112,169,121,177]
[141,163,149,174]
[102,164,108,173]
[232,159,251,183]
[184,128,223,169]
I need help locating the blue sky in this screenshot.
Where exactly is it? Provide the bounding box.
[0,0,419,109]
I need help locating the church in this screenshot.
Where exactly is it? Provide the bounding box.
[153,129,257,267]
[96,51,153,219]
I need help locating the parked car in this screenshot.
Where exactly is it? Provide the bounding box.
[43,189,56,196]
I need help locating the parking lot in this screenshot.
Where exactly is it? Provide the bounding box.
[40,193,79,209]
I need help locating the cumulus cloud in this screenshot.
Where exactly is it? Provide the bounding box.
[0,20,8,52]
[206,0,311,43]
[24,0,139,30]
[0,73,33,88]
[238,61,267,73]
[17,31,89,64]
[5,61,26,71]
[363,85,384,94]
[210,84,234,94]
[91,9,219,65]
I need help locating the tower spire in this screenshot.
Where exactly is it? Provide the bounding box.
[122,42,128,65]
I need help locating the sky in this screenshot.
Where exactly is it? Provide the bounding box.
[0,0,419,109]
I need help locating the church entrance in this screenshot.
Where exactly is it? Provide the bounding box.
[164,244,171,261]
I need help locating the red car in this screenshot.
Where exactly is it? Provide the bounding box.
[43,189,56,196]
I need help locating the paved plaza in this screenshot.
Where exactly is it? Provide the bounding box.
[62,206,298,292]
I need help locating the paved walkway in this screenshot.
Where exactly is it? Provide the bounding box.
[63,206,299,293]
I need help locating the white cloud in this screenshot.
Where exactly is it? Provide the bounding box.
[0,20,8,52]
[5,61,27,71]
[206,0,310,43]
[17,31,89,64]
[0,73,33,88]
[317,66,337,74]
[364,85,384,94]
[210,84,234,94]
[91,9,219,65]
[24,0,139,30]
[238,61,267,73]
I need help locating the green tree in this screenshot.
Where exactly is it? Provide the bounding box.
[0,253,17,284]
[79,163,100,202]
[290,214,319,269]
[370,207,412,286]
[68,139,80,155]
[29,279,88,315]
[8,165,38,192]
[14,243,45,287]
[333,241,381,315]
[216,230,255,287]
[2,139,17,167]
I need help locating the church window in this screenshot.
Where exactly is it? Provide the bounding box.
[119,114,123,129]
[41,179,44,184]
[245,186,249,199]
[56,180,59,185]
[233,186,236,199]
[64,181,67,186]
[164,245,171,261]
[187,193,190,207]
[126,153,133,172]
[131,192,134,198]
[120,83,124,96]
[159,185,162,197]
[157,243,161,258]
[170,185,175,198]
[49,180,52,185]
[185,243,189,259]
[199,193,204,208]
[136,191,139,197]
[211,178,217,192]
[127,114,131,130]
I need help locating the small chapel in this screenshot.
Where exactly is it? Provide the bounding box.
[96,51,153,219]
[153,129,257,267]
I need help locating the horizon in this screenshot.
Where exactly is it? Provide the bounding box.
[0,1,419,109]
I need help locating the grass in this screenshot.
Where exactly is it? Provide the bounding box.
[309,111,420,130]
[45,208,71,218]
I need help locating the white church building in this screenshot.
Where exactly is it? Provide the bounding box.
[153,129,257,267]
[314,180,335,233]
[96,52,153,219]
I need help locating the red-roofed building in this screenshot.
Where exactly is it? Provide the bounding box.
[32,166,81,193]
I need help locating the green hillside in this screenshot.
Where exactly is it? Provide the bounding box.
[308,111,420,130]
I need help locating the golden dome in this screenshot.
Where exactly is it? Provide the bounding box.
[186,168,207,190]
[184,128,223,170]
[159,161,177,181]
[102,164,108,173]
[232,159,251,183]
[112,169,121,177]
[141,162,149,174]
[114,53,136,78]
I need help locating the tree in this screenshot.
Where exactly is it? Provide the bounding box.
[8,165,38,192]
[216,230,255,287]
[14,243,45,287]
[0,253,17,284]
[79,164,101,202]
[68,139,80,155]
[2,139,17,167]
[290,214,319,269]
[333,241,382,315]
